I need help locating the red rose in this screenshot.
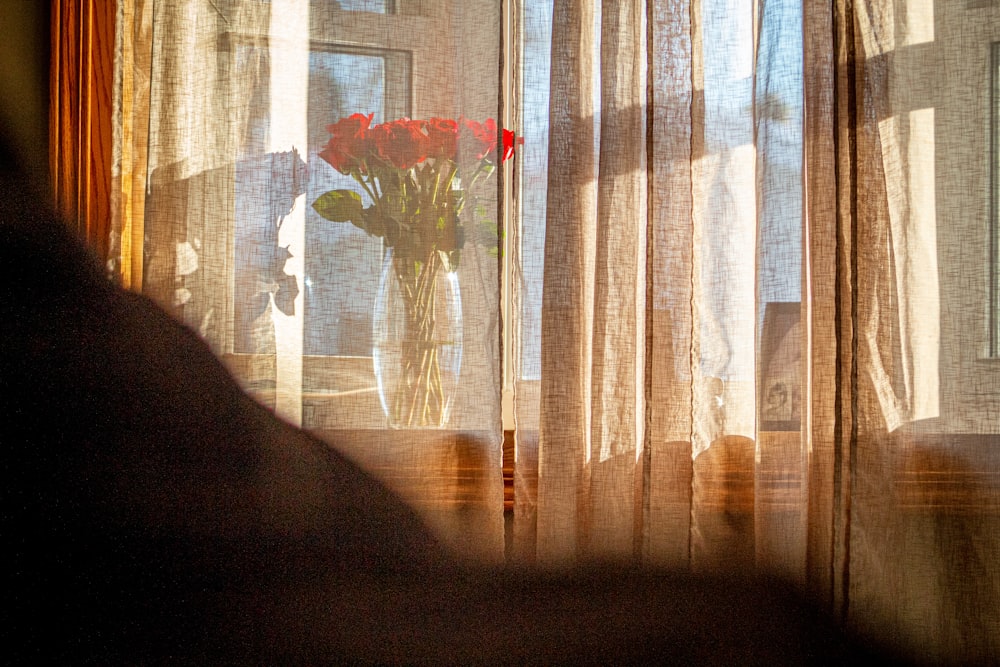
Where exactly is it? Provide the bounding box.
[501,128,523,163]
[472,118,497,158]
[424,117,459,161]
[318,112,373,174]
[461,118,498,160]
[371,118,429,169]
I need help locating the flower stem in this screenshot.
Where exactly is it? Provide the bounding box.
[388,249,447,427]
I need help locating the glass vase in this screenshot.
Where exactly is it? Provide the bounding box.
[373,247,463,428]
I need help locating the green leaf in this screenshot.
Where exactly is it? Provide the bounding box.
[363,207,387,238]
[312,190,364,223]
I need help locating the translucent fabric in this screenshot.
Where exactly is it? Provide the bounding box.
[111,0,504,561]
[804,3,1000,659]
[514,0,775,566]
[111,0,1000,661]
[512,0,1000,661]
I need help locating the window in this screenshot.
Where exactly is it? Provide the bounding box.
[926,26,1000,434]
[61,2,1000,437]
[104,0,506,559]
[114,1,505,433]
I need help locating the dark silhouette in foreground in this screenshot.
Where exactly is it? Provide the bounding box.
[1,151,903,664]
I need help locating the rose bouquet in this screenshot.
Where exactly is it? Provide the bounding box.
[313,113,519,427]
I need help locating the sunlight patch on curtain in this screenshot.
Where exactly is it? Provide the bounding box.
[874,108,940,428]
[268,0,309,425]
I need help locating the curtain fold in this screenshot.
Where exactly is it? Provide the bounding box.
[817,2,1000,659]
[519,0,763,569]
[534,0,648,563]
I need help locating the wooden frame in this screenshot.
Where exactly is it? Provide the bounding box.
[991,41,1000,356]
[50,0,115,261]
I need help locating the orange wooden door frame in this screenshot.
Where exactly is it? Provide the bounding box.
[50,0,115,261]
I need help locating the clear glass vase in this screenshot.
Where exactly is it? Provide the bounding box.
[373,247,463,428]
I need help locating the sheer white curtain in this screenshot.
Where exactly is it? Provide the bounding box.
[514,0,770,567]
[513,0,1000,661]
[806,2,1000,659]
[112,0,505,561]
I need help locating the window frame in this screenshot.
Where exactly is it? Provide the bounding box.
[991,40,1000,357]
[213,4,461,428]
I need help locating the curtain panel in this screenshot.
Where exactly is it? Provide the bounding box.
[111,0,505,562]
[809,2,1000,659]
[514,0,787,567]
[511,0,1000,661]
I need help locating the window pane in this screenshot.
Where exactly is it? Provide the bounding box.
[517,0,552,382]
[756,0,803,431]
[304,51,390,357]
[233,47,411,357]
[337,0,393,13]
